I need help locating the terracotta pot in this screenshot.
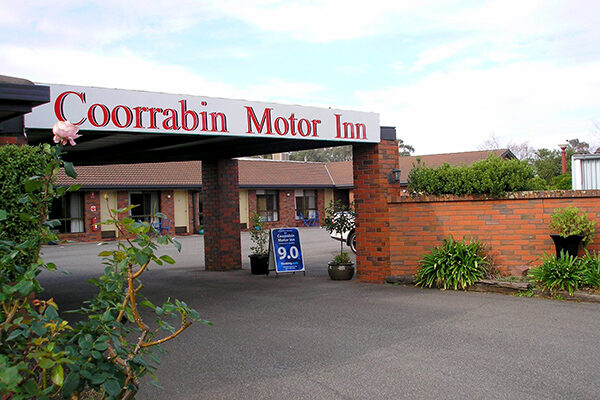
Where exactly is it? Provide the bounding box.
[328,262,355,280]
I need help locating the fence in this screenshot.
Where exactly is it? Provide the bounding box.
[388,190,600,276]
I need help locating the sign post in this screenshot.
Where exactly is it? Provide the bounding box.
[268,228,305,277]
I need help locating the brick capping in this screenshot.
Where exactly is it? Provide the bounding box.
[390,190,600,204]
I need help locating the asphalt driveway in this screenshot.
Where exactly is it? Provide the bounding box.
[38,228,600,399]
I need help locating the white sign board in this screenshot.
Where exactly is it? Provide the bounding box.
[25,84,380,143]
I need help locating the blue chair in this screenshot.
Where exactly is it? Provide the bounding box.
[311,210,320,226]
[158,218,171,235]
[299,212,311,227]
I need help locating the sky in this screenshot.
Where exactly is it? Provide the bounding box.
[1,0,599,155]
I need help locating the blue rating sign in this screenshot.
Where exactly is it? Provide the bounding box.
[270,228,305,273]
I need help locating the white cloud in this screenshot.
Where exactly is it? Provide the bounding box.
[209,0,437,42]
[0,45,241,98]
[358,60,600,154]
[0,44,327,108]
[412,39,475,70]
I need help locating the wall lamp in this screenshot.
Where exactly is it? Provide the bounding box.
[388,168,401,184]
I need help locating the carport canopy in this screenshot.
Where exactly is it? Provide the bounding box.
[23,83,383,164]
[2,79,397,281]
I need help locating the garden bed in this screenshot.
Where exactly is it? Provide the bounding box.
[386,275,600,303]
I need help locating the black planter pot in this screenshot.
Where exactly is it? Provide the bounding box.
[550,234,583,258]
[249,254,269,275]
[327,262,355,280]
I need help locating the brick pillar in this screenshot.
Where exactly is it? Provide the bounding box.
[352,132,398,283]
[160,190,175,221]
[202,159,241,271]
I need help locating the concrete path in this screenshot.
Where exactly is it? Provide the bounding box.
[38,228,600,399]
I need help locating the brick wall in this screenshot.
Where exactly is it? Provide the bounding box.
[388,191,600,277]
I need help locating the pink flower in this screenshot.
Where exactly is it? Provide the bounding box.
[52,121,81,146]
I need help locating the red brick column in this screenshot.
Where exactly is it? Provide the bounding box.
[160,190,174,221]
[278,189,296,227]
[202,159,241,271]
[352,134,398,283]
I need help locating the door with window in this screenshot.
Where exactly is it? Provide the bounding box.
[256,190,278,222]
[129,192,160,222]
[295,189,317,219]
[49,192,84,233]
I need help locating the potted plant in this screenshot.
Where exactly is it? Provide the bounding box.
[248,211,269,274]
[323,201,355,280]
[549,206,595,257]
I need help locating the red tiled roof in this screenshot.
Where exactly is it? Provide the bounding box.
[397,149,514,182]
[56,161,203,189]
[55,149,514,189]
[325,161,353,188]
[238,159,334,187]
[56,159,338,189]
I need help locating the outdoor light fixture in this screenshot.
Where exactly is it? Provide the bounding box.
[388,168,401,184]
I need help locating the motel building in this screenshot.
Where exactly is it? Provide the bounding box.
[1,76,399,283]
[51,157,354,241]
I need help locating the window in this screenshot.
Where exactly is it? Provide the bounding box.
[295,189,317,219]
[256,190,278,221]
[49,192,84,233]
[129,192,160,222]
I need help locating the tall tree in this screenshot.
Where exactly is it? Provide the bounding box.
[398,138,415,156]
[289,146,353,162]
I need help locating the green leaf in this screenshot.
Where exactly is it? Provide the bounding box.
[0,365,23,387]
[24,177,43,192]
[160,255,176,264]
[62,372,80,395]
[91,373,107,385]
[139,299,156,309]
[0,209,7,221]
[22,378,39,395]
[68,184,82,192]
[78,334,93,350]
[103,379,122,397]
[101,310,114,322]
[173,240,182,252]
[44,305,59,319]
[50,365,64,386]
[19,212,36,222]
[135,251,149,266]
[31,321,47,336]
[38,358,55,369]
[63,161,77,178]
[93,340,109,351]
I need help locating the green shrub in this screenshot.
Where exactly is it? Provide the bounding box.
[579,251,600,288]
[1,140,206,399]
[528,252,584,296]
[414,236,490,290]
[0,145,51,265]
[549,173,572,190]
[407,154,539,196]
[549,206,595,247]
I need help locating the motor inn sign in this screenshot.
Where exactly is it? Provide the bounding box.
[25,84,380,143]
